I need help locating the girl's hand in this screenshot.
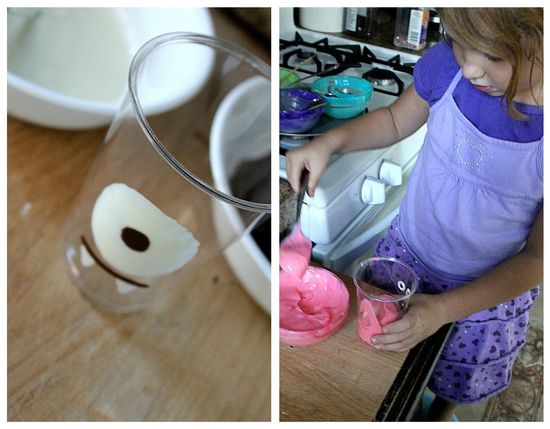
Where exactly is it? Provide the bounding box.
[370,293,448,352]
[285,139,333,196]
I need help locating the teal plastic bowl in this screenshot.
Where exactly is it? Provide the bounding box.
[311,75,373,119]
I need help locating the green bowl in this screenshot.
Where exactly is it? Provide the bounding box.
[280,69,300,88]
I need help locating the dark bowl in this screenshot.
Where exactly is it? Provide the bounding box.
[280,88,324,133]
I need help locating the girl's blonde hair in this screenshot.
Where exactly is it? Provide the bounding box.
[438,8,543,120]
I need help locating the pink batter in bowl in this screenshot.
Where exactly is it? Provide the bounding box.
[280,265,349,346]
[280,226,349,346]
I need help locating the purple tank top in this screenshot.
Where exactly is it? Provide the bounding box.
[399,70,543,280]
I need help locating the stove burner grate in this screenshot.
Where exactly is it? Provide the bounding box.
[280,32,415,96]
[280,32,362,76]
[363,68,404,96]
[281,48,324,74]
[360,45,415,75]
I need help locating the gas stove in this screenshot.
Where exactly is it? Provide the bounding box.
[280,8,427,272]
[279,24,421,151]
[280,31,415,95]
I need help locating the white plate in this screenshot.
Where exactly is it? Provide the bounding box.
[7,8,214,129]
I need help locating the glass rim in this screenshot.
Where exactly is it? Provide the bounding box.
[128,32,271,213]
[352,256,418,302]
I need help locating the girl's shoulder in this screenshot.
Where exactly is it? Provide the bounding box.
[414,42,543,143]
[413,41,459,106]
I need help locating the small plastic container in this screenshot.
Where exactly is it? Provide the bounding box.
[353,257,418,347]
[311,75,372,119]
[62,33,271,313]
[280,88,324,133]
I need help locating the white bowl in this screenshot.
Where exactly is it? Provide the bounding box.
[210,76,271,313]
[7,8,214,129]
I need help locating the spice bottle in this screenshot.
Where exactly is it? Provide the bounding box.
[393,8,430,51]
[427,9,444,47]
[344,8,376,40]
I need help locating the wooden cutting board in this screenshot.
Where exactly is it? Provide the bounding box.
[280,274,408,421]
[7,9,271,422]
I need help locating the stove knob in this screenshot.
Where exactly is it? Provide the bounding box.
[379,160,403,186]
[361,177,386,204]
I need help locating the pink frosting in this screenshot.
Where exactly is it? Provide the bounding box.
[280,227,349,345]
[357,295,401,345]
[279,226,312,277]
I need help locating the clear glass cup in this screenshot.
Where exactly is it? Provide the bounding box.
[62,32,271,313]
[353,257,418,347]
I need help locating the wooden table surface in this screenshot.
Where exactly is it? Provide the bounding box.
[280,274,408,422]
[7,9,271,422]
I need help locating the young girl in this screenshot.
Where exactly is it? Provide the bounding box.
[285,8,543,421]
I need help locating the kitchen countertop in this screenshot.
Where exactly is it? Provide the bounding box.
[280,271,452,422]
[7,9,271,422]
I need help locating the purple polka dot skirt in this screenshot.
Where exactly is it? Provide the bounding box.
[375,216,540,404]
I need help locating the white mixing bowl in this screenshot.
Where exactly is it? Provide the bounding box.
[7,8,214,129]
[210,76,271,313]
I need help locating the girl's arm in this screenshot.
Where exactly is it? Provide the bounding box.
[286,84,429,195]
[373,207,543,352]
[317,83,430,153]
